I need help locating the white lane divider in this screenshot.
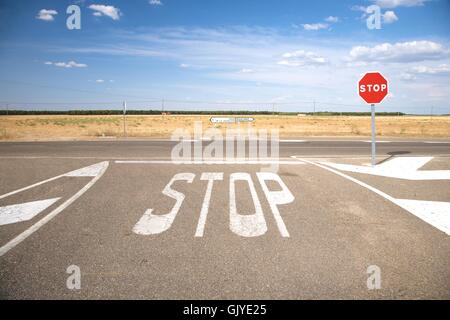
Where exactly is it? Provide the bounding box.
[116,159,305,165]
[0,162,109,257]
[300,158,450,236]
[424,141,450,144]
[320,157,450,180]
[361,141,392,143]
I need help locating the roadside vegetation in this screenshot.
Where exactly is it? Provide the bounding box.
[1,114,449,140]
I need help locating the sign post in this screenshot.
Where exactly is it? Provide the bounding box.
[371,104,376,167]
[123,101,127,138]
[358,72,389,167]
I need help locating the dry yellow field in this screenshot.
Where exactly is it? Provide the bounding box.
[0,115,449,140]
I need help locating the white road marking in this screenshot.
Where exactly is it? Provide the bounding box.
[133,173,195,235]
[361,141,392,143]
[116,160,305,165]
[290,154,450,159]
[280,140,307,143]
[195,173,224,237]
[65,162,109,177]
[301,159,450,236]
[0,198,60,226]
[395,199,450,235]
[200,138,306,142]
[229,173,267,237]
[0,162,110,201]
[424,142,450,144]
[0,175,63,201]
[257,172,294,238]
[320,157,450,180]
[0,162,109,257]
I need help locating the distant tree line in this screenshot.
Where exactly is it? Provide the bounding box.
[0,110,408,116]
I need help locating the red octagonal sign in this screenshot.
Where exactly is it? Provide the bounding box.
[358,72,389,104]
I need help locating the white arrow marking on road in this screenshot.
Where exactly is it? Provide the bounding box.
[0,162,110,201]
[0,161,109,257]
[394,199,450,235]
[320,157,450,180]
[65,162,110,177]
[301,159,450,236]
[0,198,61,226]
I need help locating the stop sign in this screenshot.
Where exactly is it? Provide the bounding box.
[358,72,389,104]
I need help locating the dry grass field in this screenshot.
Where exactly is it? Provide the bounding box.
[0,115,449,140]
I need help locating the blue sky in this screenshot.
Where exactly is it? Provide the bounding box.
[0,0,449,113]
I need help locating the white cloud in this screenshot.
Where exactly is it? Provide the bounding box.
[96,79,105,83]
[400,73,417,81]
[399,64,449,81]
[180,63,190,68]
[88,4,121,20]
[239,68,255,73]
[410,64,450,74]
[351,5,368,12]
[149,0,163,5]
[383,11,399,24]
[300,16,337,31]
[36,9,58,21]
[45,61,87,68]
[302,23,329,31]
[278,50,327,67]
[374,0,428,8]
[55,26,450,110]
[348,41,449,63]
[325,16,339,23]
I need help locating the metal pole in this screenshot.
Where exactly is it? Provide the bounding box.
[162,99,165,113]
[123,101,127,138]
[313,100,316,115]
[371,104,376,167]
[6,104,9,116]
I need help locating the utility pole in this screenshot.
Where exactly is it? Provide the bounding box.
[162,99,165,113]
[6,104,9,116]
[313,100,316,116]
[123,101,127,138]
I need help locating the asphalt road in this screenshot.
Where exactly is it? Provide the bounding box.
[0,139,449,299]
